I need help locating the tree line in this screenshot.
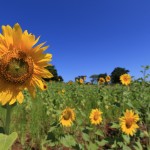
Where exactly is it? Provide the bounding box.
[44,65,130,84]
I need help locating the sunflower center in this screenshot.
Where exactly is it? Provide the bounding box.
[94,113,99,121]
[63,111,71,120]
[7,58,28,77]
[126,118,134,128]
[0,51,33,84]
[123,77,128,81]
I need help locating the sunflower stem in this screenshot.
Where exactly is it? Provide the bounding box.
[5,104,12,135]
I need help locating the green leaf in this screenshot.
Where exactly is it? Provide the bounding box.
[122,134,130,144]
[111,140,117,148]
[0,132,18,150]
[95,130,104,137]
[117,141,124,147]
[123,145,132,150]
[48,126,56,132]
[87,142,98,150]
[126,102,134,108]
[97,139,108,146]
[111,122,120,129]
[133,141,143,150]
[82,133,90,142]
[60,135,76,148]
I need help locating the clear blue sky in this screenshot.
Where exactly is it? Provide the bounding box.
[0,0,150,82]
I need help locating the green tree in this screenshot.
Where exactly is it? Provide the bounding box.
[98,73,107,80]
[111,67,129,84]
[75,75,86,82]
[89,74,99,84]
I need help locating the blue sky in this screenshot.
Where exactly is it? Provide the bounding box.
[0,0,150,82]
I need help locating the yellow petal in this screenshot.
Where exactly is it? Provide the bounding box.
[37,53,52,64]
[32,76,44,90]
[2,25,13,47]
[9,98,17,105]
[16,92,24,104]
[34,66,53,78]
[0,91,12,105]
[21,31,40,50]
[13,23,22,49]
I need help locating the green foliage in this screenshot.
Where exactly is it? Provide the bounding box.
[111,67,129,84]
[0,132,18,150]
[60,134,76,148]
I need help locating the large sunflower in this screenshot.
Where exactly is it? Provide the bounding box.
[60,107,75,127]
[120,74,131,85]
[0,23,53,105]
[119,109,139,136]
[89,109,103,125]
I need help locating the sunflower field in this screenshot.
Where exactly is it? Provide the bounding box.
[0,23,149,150]
[0,76,149,150]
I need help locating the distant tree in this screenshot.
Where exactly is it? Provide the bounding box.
[43,65,64,82]
[57,76,64,82]
[98,73,107,80]
[89,74,99,84]
[111,67,129,84]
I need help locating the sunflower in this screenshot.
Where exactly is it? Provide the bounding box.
[0,23,53,105]
[98,77,105,84]
[79,78,84,84]
[119,109,139,136]
[60,107,75,127]
[105,76,111,82]
[67,80,73,85]
[89,109,103,125]
[120,74,131,85]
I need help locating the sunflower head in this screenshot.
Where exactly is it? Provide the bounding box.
[89,109,103,125]
[105,76,111,82]
[0,50,33,84]
[0,23,53,105]
[119,109,140,136]
[120,74,131,85]
[98,77,105,84]
[79,78,84,84]
[60,107,75,127]
[67,80,73,85]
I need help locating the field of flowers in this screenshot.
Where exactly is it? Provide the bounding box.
[0,23,149,150]
[0,77,149,150]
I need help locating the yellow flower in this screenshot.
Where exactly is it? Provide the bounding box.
[105,76,111,82]
[67,80,73,85]
[99,77,105,84]
[120,74,131,85]
[79,78,84,84]
[89,109,103,125]
[0,23,53,105]
[119,109,139,136]
[60,107,75,127]
[61,89,65,93]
